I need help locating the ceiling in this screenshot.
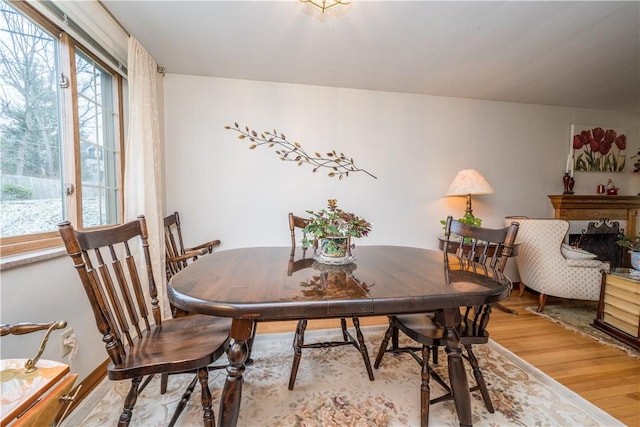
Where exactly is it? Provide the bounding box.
[101,1,640,113]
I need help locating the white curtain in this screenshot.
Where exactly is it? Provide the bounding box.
[124,37,167,317]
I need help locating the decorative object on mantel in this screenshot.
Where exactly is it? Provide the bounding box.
[606,178,618,195]
[562,172,575,194]
[562,144,575,193]
[303,199,371,264]
[444,168,493,222]
[224,123,377,180]
[299,0,350,13]
[571,124,627,172]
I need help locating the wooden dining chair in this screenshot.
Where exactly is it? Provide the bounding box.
[164,211,220,317]
[287,212,374,390]
[289,212,317,257]
[374,216,519,426]
[58,216,231,427]
[165,211,220,280]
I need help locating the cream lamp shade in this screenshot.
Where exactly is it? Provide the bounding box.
[445,169,494,217]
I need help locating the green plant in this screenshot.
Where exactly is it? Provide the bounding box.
[617,234,640,252]
[440,213,482,243]
[302,199,371,249]
[440,212,482,228]
[1,183,33,200]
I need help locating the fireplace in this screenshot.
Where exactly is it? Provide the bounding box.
[549,195,640,268]
[568,218,625,268]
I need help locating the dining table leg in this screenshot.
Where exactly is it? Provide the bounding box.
[442,308,472,427]
[218,318,253,427]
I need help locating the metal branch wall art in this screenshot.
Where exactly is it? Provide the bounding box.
[224,123,377,180]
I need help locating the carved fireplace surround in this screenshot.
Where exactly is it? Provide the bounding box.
[548,195,640,237]
[549,195,640,267]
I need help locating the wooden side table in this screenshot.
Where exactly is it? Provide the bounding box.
[593,269,640,351]
[0,358,77,426]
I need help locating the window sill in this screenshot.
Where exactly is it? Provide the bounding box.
[0,247,67,271]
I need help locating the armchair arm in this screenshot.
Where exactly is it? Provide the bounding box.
[167,248,212,264]
[1,321,67,372]
[565,259,607,268]
[566,258,611,273]
[185,239,221,255]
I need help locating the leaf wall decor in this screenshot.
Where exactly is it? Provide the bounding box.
[224,123,377,180]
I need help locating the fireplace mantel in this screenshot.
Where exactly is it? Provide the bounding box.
[548,195,640,237]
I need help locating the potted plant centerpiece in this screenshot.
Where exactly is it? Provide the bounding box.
[617,233,640,270]
[303,199,371,263]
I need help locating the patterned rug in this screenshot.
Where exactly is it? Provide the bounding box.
[526,301,640,359]
[62,326,622,427]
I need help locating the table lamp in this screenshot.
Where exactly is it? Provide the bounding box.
[445,169,494,218]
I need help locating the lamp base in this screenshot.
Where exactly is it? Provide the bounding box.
[465,194,474,217]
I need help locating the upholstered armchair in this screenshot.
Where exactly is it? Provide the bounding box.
[505,217,609,312]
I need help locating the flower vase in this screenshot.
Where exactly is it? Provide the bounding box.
[562,173,574,194]
[317,236,351,264]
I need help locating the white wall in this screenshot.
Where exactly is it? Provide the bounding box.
[2,74,638,384]
[0,256,106,382]
[164,74,639,253]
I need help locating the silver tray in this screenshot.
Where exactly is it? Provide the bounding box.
[312,253,357,265]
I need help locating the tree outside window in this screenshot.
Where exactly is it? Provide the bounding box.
[0,0,124,256]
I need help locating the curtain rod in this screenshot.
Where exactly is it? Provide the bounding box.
[38,1,127,76]
[97,0,130,37]
[97,0,165,76]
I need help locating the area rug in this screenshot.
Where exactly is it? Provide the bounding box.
[62,326,622,427]
[525,301,640,359]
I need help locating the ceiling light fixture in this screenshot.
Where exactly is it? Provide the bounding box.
[299,0,350,13]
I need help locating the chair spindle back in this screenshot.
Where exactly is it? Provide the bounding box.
[443,216,519,274]
[289,212,315,257]
[58,216,160,366]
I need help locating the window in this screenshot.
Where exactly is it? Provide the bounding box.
[0,0,124,256]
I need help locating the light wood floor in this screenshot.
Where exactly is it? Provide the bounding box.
[256,290,640,427]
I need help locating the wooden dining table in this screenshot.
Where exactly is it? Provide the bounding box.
[168,245,511,427]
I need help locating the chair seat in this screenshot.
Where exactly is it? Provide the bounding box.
[108,315,231,380]
[394,313,489,345]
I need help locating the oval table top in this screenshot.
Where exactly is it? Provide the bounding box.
[168,245,511,321]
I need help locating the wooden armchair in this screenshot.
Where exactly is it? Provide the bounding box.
[165,211,221,317]
[58,217,231,426]
[374,217,519,426]
[1,321,78,426]
[289,212,317,257]
[164,211,221,280]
